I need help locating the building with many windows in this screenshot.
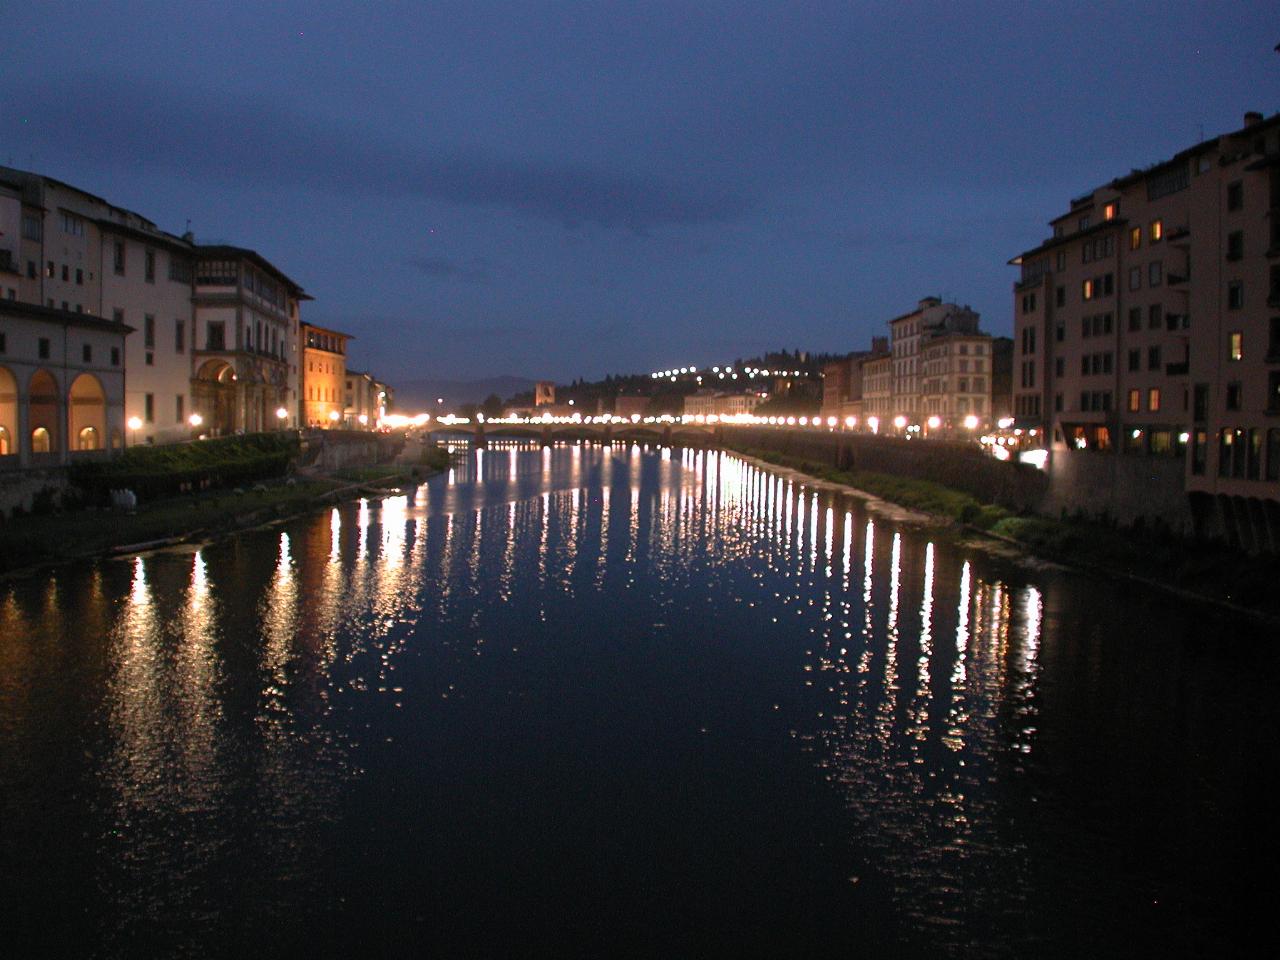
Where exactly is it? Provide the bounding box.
[1011,109,1280,542]
[300,322,350,427]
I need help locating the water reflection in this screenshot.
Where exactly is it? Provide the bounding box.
[0,442,1271,957]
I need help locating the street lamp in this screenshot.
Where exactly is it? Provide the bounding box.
[127,415,141,446]
[275,407,288,424]
[328,410,340,425]
[963,414,980,431]
[188,413,203,429]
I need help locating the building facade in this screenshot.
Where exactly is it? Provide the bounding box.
[0,299,128,465]
[1011,109,1280,537]
[684,391,766,418]
[193,246,307,435]
[300,322,350,428]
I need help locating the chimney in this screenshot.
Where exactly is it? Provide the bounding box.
[1244,111,1263,128]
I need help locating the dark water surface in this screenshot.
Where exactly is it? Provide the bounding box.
[2,443,1276,958]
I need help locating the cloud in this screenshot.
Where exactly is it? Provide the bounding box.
[404,256,494,283]
[3,74,753,231]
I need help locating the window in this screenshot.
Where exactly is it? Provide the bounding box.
[144,314,155,349]
[1129,226,1142,250]
[1056,251,1066,271]
[1227,180,1243,212]
[1192,430,1207,475]
[207,321,226,350]
[113,241,125,275]
[1054,393,1063,412]
[1128,389,1140,412]
[1082,278,1094,300]
[1150,219,1163,242]
[1055,357,1064,376]
[1148,388,1161,412]
[1148,346,1161,370]
[169,257,193,284]
[1268,371,1280,412]
[1226,382,1242,410]
[38,337,50,359]
[21,213,42,241]
[1249,429,1262,480]
[1127,308,1140,331]
[144,394,155,424]
[45,260,54,278]
[82,344,91,363]
[175,319,185,353]
[111,347,120,366]
[27,260,36,279]
[1055,322,1064,342]
[1228,282,1243,310]
[1129,267,1142,291]
[1149,261,1162,287]
[61,212,84,236]
[1104,202,1117,220]
[1229,332,1243,361]
[1102,273,1114,296]
[75,268,83,285]
[145,250,155,283]
[1079,215,1091,231]
[1149,304,1163,330]
[0,332,4,353]
[1128,349,1140,372]
[61,264,69,281]
[1227,231,1244,261]
[1055,285,1065,307]
[176,395,185,423]
[1193,384,1208,421]
[1021,293,1037,313]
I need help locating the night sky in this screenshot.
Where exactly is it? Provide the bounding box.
[4,1,1275,385]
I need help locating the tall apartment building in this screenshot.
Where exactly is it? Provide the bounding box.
[888,297,988,424]
[1011,110,1280,537]
[300,322,350,427]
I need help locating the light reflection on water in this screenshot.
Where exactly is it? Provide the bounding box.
[0,441,1275,957]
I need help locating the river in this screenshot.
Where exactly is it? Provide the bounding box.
[1,441,1275,958]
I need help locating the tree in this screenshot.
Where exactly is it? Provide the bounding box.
[480,393,504,418]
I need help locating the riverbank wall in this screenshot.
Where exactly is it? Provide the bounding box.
[300,430,404,472]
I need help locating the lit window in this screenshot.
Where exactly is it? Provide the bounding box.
[1150,219,1163,242]
[1229,332,1243,361]
[1129,227,1141,250]
[1128,389,1140,412]
[1082,279,1094,300]
[1148,388,1161,412]
[1104,202,1117,220]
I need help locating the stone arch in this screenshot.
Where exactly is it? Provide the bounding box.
[194,359,237,435]
[68,373,107,453]
[0,364,16,457]
[28,368,61,457]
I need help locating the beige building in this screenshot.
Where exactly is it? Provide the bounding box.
[345,369,391,429]
[860,354,893,422]
[920,332,992,421]
[1011,108,1280,537]
[888,297,984,421]
[0,299,128,466]
[0,167,198,444]
[193,246,306,435]
[683,390,765,418]
[300,322,350,428]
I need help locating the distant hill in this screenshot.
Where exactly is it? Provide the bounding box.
[393,376,537,411]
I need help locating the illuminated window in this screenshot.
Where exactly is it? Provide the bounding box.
[1128,389,1140,412]
[1229,332,1243,361]
[1150,219,1163,242]
[1082,279,1094,300]
[1104,202,1117,220]
[1148,388,1161,412]
[1130,227,1142,250]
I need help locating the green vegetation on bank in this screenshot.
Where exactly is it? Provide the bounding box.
[72,432,299,502]
[732,445,1280,617]
[332,445,451,484]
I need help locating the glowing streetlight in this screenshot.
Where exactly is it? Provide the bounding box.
[867,416,879,434]
[844,416,857,429]
[126,415,142,446]
[963,414,979,430]
[328,410,340,423]
[275,407,288,422]
[893,415,907,430]
[188,413,203,428]
[358,414,368,426]
[927,415,941,431]
[826,416,836,428]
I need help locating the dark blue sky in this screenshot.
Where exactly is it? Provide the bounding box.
[5,1,1276,384]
